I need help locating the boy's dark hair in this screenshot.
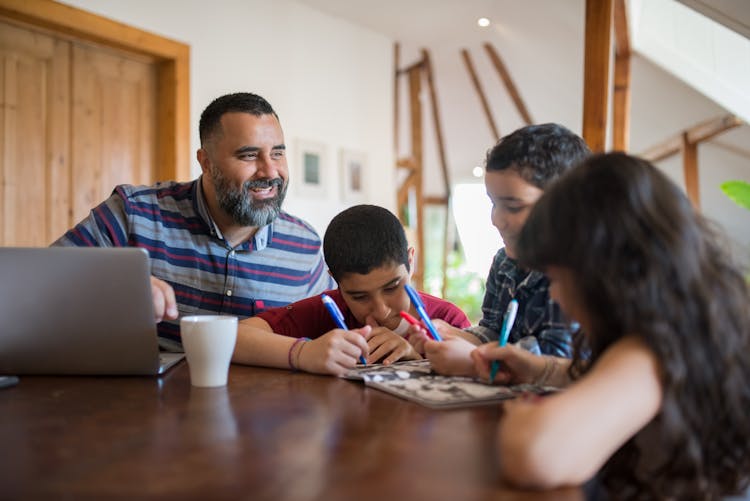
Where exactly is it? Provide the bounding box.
[199,92,278,146]
[485,123,590,189]
[323,205,409,282]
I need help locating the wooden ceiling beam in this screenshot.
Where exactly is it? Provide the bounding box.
[640,114,744,162]
[483,43,533,125]
[461,48,500,141]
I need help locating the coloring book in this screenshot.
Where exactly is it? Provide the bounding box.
[343,359,558,409]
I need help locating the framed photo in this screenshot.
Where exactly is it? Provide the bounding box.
[339,149,367,203]
[294,139,328,198]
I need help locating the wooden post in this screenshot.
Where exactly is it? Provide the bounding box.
[582,0,614,152]
[682,133,700,209]
[421,49,452,297]
[394,43,400,156]
[408,66,424,288]
[612,0,631,152]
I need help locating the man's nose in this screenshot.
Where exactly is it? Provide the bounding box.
[256,153,278,178]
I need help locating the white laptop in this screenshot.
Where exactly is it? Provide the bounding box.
[0,247,184,375]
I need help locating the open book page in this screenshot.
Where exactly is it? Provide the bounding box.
[343,359,558,409]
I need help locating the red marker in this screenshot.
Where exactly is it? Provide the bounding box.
[399,311,439,340]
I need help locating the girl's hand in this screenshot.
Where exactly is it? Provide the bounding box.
[471,343,546,385]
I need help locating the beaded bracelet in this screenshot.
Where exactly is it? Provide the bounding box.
[288,337,311,371]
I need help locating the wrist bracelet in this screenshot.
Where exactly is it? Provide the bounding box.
[288,337,311,371]
[535,356,556,385]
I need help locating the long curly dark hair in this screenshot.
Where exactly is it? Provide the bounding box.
[516,152,750,499]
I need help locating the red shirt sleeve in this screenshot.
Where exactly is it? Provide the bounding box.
[255,289,358,339]
[419,292,471,328]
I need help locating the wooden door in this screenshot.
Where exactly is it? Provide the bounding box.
[0,21,69,246]
[71,43,157,224]
[0,20,158,246]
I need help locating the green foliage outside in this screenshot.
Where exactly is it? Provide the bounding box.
[720,180,750,211]
[720,180,750,281]
[443,249,485,323]
[422,206,485,324]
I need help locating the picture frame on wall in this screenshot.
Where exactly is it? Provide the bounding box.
[294,139,328,198]
[339,149,367,203]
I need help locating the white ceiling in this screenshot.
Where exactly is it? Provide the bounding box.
[296,0,588,187]
[295,0,748,191]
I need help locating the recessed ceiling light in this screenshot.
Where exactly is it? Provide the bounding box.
[472,166,484,177]
[477,17,490,28]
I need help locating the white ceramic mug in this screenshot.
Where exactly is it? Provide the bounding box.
[180,315,238,387]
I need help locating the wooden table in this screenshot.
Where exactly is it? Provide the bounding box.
[0,362,582,500]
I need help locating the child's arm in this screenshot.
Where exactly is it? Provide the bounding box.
[495,336,663,488]
[233,316,370,376]
[406,319,479,376]
[405,319,483,376]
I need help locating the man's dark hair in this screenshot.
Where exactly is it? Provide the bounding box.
[323,205,409,282]
[485,123,591,189]
[199,92,278,146]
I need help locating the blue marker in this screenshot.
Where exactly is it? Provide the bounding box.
[321,294,367,365]
[489,299,519,383]
[404,284,443,341]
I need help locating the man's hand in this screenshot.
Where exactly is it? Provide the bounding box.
[150,276,178,323]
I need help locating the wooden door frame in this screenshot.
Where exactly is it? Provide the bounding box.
[0,0,190,181]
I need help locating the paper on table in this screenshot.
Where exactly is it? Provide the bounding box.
[343,359,558,409]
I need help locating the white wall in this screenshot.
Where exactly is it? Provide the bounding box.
[59,0,395,236]
[54,0,750,269]
[630,55,750,268]
[396,6,750,271]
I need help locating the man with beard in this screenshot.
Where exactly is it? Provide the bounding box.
[53,93,334,350]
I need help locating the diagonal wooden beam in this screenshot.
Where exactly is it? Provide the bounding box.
[582,0,614,153]
[640,114,744,162]
[421,49,451,199]
[461,48,500,141]
[612,0,631,152]
[483,43,533,125]
[710,139,750,160]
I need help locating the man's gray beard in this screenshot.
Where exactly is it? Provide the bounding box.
[212,170,287,227]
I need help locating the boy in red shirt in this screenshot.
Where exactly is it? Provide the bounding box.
[233,204,469,375]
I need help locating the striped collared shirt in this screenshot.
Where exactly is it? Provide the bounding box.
[53,178,334,348]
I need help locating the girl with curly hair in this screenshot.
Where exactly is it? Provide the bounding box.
[472,152,750,499]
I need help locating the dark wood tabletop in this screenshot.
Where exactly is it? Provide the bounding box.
[0,361,583,500]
